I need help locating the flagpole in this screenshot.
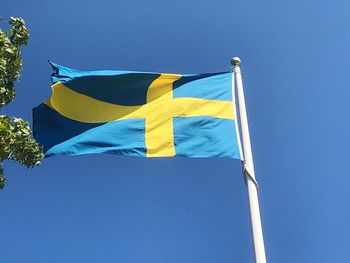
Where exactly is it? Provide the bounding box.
[231,57,267,263]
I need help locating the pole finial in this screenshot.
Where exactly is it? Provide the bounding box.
[231,57,241,67]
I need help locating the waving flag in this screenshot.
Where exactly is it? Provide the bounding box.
[33,62,242,158]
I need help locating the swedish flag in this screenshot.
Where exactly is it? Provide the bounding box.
[33,62,242,159]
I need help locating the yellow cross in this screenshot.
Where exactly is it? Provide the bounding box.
[46,74,235,157]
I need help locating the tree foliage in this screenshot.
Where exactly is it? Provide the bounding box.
[0,17,44,189]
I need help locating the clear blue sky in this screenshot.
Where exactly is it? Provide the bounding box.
[1,0,349,262]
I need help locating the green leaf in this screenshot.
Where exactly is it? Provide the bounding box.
[0,163,5,190]
[0,115,11,130]
[5,48,14,54]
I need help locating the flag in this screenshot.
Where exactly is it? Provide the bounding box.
[33,62,242,159]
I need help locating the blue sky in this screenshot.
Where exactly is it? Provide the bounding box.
[1,0,349,262]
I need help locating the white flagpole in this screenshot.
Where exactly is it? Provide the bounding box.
[231,57,267,263]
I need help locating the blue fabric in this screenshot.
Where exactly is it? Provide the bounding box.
[33,104,146,157]
[33,104,103,152]
[50,61,149,84]
[50,62,160,106]
[173,116,240,159]
[46,119,146,157]
[173,72,232,101]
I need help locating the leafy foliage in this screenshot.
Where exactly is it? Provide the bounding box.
[0,17,44,189]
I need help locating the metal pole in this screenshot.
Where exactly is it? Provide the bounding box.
[231,57,267,263]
